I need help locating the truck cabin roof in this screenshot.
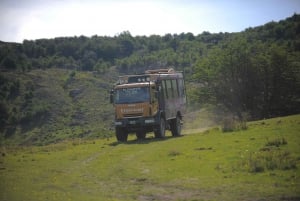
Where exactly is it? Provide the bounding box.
[114,82,156,89]
[116,68,183,85]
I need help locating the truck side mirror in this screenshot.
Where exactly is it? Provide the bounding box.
[109,90,114,104]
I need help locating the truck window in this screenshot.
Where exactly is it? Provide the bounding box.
[115,87,150,104]
[178,79,186,97]
[166,80,173,98]
[172,79,178,98]
[163,80,168,99]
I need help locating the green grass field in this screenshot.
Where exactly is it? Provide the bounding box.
[1,115,299,201]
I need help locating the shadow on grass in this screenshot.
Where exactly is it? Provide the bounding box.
[109,135,185,146]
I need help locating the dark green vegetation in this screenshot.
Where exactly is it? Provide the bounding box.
[1,115,299,201]
[0,14,300,145]
[0,69,115,145]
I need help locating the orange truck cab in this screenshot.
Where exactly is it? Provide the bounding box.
[110,68,186,142]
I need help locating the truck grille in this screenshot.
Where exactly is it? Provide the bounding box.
[124,113,143,118]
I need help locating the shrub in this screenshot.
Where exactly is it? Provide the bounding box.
[222,116,248,132]
[222,116,235,132]
[265,137,287,147]
[0,102,9,128]
[168,150,181,157]
[245,150,297,173]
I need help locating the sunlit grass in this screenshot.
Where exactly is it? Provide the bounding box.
[1,115,299,201]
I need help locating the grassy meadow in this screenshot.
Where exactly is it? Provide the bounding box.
[0,115,299,201]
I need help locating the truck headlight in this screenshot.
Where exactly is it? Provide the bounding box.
[115,121,122,126]
[145,119,155,124]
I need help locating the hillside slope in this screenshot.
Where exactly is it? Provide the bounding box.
[0,68,116,145]
[0,115,299,201]
[0,14,299,144]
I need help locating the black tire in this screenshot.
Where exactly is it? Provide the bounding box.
[171,115,182,136]
[116,127,128,142]
[154,117,165,138]
[136,131,146,140]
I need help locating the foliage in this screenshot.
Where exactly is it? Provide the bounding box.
[244,137,295,173]
[1,15,298,120]
[221,115,248,132]
[245,150,297,173]
[265,137,288,147]
[194,28,300,119]
[0,69,115,145]
[0,14,299,144]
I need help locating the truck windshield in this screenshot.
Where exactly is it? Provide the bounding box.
[115,87,150,104]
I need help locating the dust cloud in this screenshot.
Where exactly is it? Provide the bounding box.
[182,107,218,135]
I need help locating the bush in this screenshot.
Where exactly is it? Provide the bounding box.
[168,150,181,157]
[244,150,297,173]
[0,102,9,129]
[265,137,287,147]
[222,116,248,132]
[20,104,50,124]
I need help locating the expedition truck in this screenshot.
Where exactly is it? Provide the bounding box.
[110,68,186,142]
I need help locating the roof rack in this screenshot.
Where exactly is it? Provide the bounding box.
[145,68,175,74]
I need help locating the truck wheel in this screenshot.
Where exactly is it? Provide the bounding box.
[116,127,128,142]
[136,131,146,140]
[171,115,181,136]
[154,117,165,138]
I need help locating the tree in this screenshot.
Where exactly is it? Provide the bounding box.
[82,50,97,71]
[117,31,135,57]
[1,55,17,69]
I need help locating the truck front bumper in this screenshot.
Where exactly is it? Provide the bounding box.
[114,116,159,132]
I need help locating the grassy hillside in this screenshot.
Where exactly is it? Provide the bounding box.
[1,115,299,201]
[1,68,116,145]
[1,14,299,144]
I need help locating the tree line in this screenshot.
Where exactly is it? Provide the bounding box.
[0,14,299,121]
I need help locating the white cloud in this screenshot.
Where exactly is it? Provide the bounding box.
[2,0,212,41]
[16,1,178,40]
[0,0,299,42]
